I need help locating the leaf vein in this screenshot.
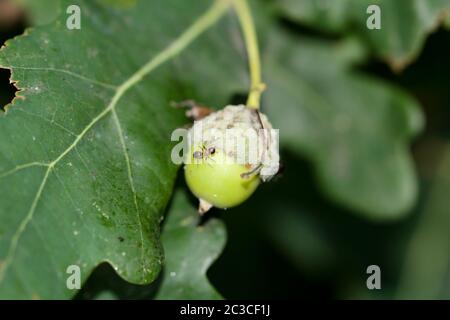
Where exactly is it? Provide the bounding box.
[0,162,49,179]
[111,109,147,280]
[7,66,117,90]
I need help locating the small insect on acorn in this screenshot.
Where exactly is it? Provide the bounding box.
[193,145,216,161]
[183,104,279,214]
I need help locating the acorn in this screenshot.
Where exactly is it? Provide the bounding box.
[184,105,279,213]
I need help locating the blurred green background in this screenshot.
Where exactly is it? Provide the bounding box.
[1,0,449,299]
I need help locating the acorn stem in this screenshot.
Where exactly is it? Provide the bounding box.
[232,0,265,110]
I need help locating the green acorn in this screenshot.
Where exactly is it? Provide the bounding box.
[184,105,279,213]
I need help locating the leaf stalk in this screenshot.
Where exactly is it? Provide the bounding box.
[232,0,265,109]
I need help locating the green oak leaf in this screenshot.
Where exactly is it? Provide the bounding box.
[396,144,450,299]
[154,188,226,300]
[0,0,246,299]
[75,187,226,300]
[276,0,450,70]
[263,31,423,219]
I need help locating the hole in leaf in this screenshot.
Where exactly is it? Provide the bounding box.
[0,0,27,111]
[0,68,16,111]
